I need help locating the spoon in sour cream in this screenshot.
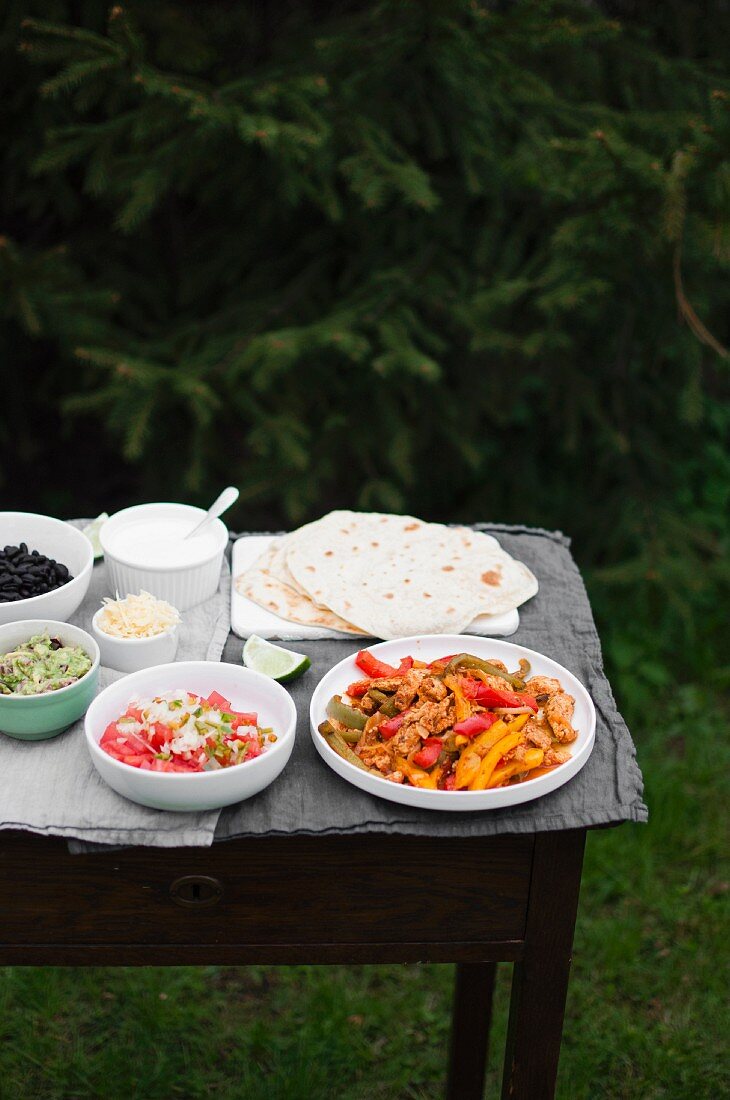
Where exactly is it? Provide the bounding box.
[185,486,240,540]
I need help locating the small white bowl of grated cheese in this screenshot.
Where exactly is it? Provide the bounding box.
[91,590,180,673]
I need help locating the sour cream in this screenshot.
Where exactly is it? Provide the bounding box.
[105,517,219,568]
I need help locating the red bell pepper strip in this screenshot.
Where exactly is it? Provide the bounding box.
[379,712,410,740]
[346,679,371,698]
[412,738,442,769]
[428,654,458,669]
[396,656,414,674]
[355,650,399,678]
[458,675,480,700]
[474,685,538,711]
[453,713,498,739]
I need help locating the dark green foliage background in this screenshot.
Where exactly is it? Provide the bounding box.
[1,4,729,1096]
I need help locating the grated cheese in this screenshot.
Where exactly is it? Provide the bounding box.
[98,590,181,639]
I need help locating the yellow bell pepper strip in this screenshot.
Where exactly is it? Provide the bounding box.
[468,731,524,790]
[421,763,445,790]
[460,713,531,791]
[443,674,472,722]
[453,718,510,789]
[487,747,545,789]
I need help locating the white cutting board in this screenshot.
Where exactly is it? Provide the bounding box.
[231,535,520,641]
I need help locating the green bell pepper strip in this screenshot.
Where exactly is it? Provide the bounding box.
[326,695,368,731]
[378,698,399,718]
[444,653,525,690]
[319,722,374,772]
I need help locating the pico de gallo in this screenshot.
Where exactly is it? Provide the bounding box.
[100,690,276,772]
[318,649,577,791]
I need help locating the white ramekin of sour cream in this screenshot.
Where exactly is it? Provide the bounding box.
[100,503,228,611]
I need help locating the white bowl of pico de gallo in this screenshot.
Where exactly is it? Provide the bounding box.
[84,661,297,811]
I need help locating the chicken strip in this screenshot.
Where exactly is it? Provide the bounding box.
[390,724,423,756]
[544,691,577,743]
[358,742,395,773]
[524,675,562,698]
[419,675,448,702]
[543,746,572,767]
[394,669,429,709]
[412,697,455,735]
[365,676,404,694]
[523,715,553,751]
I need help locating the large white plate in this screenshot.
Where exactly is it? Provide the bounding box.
[231,536,520,641]
[310,635,596,812]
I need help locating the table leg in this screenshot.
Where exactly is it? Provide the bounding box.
[501,829,586,1100]
[446,961,497,1100]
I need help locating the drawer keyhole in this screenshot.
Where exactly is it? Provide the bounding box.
[169,875,224,908]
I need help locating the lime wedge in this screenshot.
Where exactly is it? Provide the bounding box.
[81,513,109,559]
[243,635,311,683]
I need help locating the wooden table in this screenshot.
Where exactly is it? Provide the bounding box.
[0,824,586,1098]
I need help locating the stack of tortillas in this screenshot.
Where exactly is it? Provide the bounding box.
[235,511,538,640]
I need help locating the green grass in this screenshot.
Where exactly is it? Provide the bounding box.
[1,686,727,1100]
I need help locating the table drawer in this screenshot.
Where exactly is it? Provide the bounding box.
[0,832,532,951]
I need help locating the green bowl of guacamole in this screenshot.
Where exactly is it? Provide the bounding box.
[0,620,100,740]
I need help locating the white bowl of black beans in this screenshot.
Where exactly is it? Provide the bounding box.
[0,513,94,626]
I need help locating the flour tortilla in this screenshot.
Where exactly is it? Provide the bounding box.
[284,511,538,640]
[235,541,362,634]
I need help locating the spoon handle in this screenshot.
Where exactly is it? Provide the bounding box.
[185,486,239,539]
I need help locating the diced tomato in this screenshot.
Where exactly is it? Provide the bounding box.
[474,685,538,711]
[453,713,498,738]
[229,729,255,743]
[149,722,173,750]
[230,711,258,729]
[100,721,121,747]
[120,730,154,755]
[346,679,371,698]
[412,738,442,769]
[170,760,201,772]
[379,712,409,740]
[355,650,399,678]
[206,691,231,711]
[442,773,457,791]
[121,753,149,766]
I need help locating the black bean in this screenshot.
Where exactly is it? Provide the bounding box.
[0,542,72,600]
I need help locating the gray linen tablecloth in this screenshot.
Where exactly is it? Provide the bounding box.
[213,524,646,839]
[0,523,646,847]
